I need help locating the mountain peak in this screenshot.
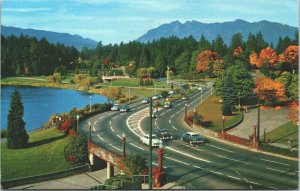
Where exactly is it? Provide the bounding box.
[137,19,297,46]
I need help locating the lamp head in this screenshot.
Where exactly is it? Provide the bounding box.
[122,132,126,138]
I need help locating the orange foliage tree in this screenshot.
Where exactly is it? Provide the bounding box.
[254,77,285,106]
[288,101,299,125]
[196,50,220,73]
[284,45,298,69]
[258,47,277,68]
[249,52,259,68]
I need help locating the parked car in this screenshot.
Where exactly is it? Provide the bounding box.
[142,98,150,104]
[155,129,173,140]
[140,134,162,147]
[111,104,121,111]
[181,132,204,144]
[168,91,174,95]
[164,102,172,108]
[120,105,130,112]
[152,95,159,100]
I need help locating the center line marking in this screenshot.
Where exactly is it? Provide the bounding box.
[97,134,104,141]
[216,155,248,165]
[110,126,114,132]
[260,158,290,166]
[165,157,189,165]
[166,146,211,163]
[168,120,171,124]
[93,126,96,132]
[109,144,122,152]
[208,144,233,153]
[110,121,112,125]
[129,143,145,150]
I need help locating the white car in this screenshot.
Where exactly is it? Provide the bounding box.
[140,134,161,147]
[111,104,121,111]
[164,102,172,108]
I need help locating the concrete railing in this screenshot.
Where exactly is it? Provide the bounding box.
[1,165,90,189]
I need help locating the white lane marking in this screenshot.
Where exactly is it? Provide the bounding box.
[165,156,189,165]
[155,120,157,126]
[110,126,115,132]
[172,125,178,130]
[126,108,147,138]
[109,144,122,152]
[166,146,211,163]
[117,134,122,139]
[208,144,233,153]
[110,120,112,125]
[129,143,145,150]
[248,180,261,185]
[98,116,104,120]
[227,175,241,180]
[94,121,97,125]
[260,158,290,166]
[112,116,118,120]
[97,134,104,141]
[269,186,278,189]
[193,165,204,169]
[212,171,223,175]
[266,167,297,176]
[216,155,248,165]
[189,146,203,152]
[170,115,174,118]
[168,120,171,124]
[93,126,96,132]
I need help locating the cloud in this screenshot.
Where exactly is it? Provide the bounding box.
[2,7,51,13]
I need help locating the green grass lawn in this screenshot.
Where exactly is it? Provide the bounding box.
[192,95,242,132]
[104,78,171,88]
[263,121,298,148]
[1,127,69,181]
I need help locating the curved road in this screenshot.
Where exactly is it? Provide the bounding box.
[80,88,298,189]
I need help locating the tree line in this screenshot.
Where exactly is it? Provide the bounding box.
[1,31,297,78]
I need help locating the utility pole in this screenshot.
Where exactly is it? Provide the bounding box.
[257,89,261,149]
[149,98,153,189]
[128,88,131,104]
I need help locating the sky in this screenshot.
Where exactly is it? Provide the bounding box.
[1,0,298,45]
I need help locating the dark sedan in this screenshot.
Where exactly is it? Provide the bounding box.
[155,129,173,140]
[181,132,204,144]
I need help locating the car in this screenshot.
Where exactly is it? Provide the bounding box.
[152,95,159,100]
[181,132,205,144]
[111,104,121,111]
[182,96,188,100]
[140,134,162,147]
[120,105,130,112]
[142,98,150,104]
[164,102,172,108]
[155,129,173,140]
[168,91,174,95]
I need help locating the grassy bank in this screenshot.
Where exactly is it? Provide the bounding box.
[192,95,242,132]
[1,127,69,181]
[263,121,298,147]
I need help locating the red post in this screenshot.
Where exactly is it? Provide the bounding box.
[122,133,126,159]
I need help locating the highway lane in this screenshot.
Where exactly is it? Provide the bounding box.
[146,89,298,189]
[80,87,298,189]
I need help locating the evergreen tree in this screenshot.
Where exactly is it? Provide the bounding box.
[7,89,29,149]
[212,35,227,57]
[221,75,237,107]
[198,35,211,51]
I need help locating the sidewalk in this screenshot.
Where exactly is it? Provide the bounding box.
[10,169,107,190]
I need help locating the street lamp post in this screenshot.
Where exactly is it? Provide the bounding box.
[192,108,196,128]
[222,115,225,134]
[155,84,157,95]
[128,88,131,104]
[89,96,92,112]
[257,89,261,149]
[88,121,92,142]
[185,103,188,117]
[122,132,126,159]
[76,114,80,132]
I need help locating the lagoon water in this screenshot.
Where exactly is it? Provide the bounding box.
[1,85,107,132]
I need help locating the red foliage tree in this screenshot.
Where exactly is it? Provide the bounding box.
[233,46,243,57]
[196,50,220,72]
[289,101,299,125]
[249,52,259,68]
[258,47,277,68]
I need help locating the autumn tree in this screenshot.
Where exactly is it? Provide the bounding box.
[258,47,277,68]
[288,101,299,125]
[105,87,122,101]
[196,50,220,73]
[254,77,285,106]
[249,52,259,68]
[283,45,298,70]
[233,46,243,57]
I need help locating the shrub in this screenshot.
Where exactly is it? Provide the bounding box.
[64,135,88,167]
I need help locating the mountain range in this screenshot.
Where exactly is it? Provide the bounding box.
[1,26,98,50]
[137,19,298,46]
[1,19,297,49]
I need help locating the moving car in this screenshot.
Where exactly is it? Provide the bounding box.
[164,102,172,108]
[142,98,150,104]
[140,134,162,147]
[181,132,204,144]
[111,104,121,111]
[182,96,188,100]
[120,105,130,112]
[155,129,173,140]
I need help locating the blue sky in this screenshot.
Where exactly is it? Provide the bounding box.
[1,0,298,44]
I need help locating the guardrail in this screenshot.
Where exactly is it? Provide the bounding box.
[1,165,90,189]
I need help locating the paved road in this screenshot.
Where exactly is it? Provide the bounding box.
[80,87,298,190]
